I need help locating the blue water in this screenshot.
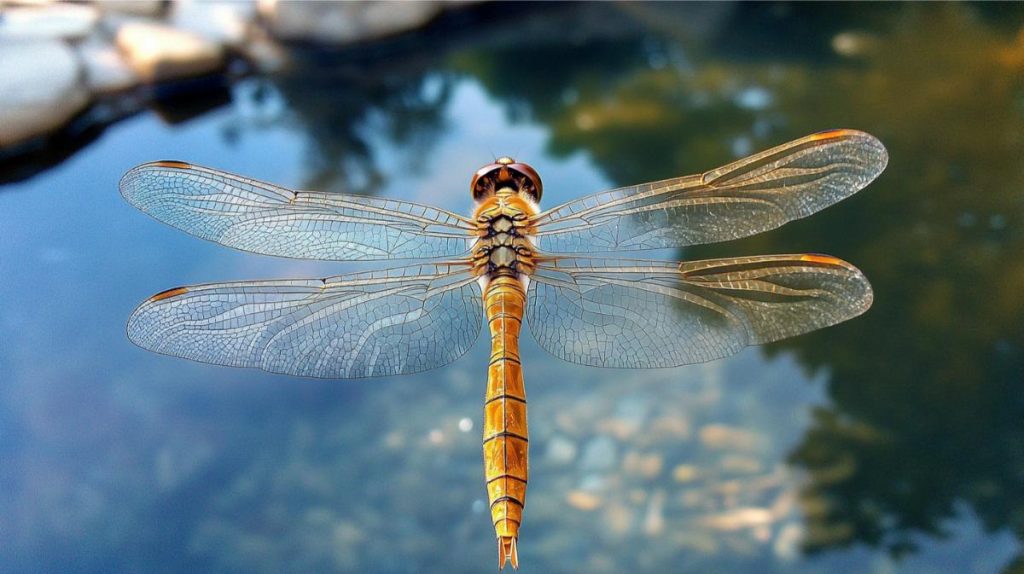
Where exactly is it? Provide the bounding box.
[2,3,1023,573]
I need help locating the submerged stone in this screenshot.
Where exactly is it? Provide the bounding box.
[78,35,140,94]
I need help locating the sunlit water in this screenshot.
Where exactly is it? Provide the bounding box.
[2,3,1023,573]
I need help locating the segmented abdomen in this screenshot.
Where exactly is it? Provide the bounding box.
[482,275,529,552]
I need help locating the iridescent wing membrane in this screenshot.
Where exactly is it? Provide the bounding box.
[531,129,887,252]
[127,264,481,378]
[120,161,474,261]
[526,129,886,367]
[527,254,871,368]
[121,161,482,376]
[122,129,886,374]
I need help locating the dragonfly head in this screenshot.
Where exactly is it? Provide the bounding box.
[472,157,543,203]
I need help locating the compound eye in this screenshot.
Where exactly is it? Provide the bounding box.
[471,163,502,200]
[508,162,543,201]
[471,160,544,202]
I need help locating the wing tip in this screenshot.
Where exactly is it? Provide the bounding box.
[810,128,889,178]
[119,160,194,200]
[125,286,191,346]
[799,252,874,317]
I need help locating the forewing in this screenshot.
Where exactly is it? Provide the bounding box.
[127,264,482,378]
[120,161,473,260]
[526,255,872,368]
[531,130,887,252]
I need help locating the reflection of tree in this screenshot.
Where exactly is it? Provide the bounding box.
[452,3,747,186]
[759,7,1024,567]
[261,51,454,195]
[465,1,1024,569]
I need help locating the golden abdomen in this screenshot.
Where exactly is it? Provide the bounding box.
[483,275,528,570]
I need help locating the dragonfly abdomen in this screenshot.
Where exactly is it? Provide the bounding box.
[482,275,529,570]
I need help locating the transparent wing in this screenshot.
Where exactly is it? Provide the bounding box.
[120,161,474,261]
[127,263,482,378]
[531,130,888,252]
[526,254,872,368]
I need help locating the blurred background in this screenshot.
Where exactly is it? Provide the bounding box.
[2,2,1023,573]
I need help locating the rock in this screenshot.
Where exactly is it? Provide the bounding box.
[258,0,445,45]
[698,424,761,452]
[78,35,139,94]
[116,21,225,82]
[544,435,577,466]
[651,415,691,441]
[672,464,699,483]
[0,4,99,41]
[579,435,617,471]
[0,40,90,148]
[170,1,255,48]
[94,1,166,18]
[622,451,663,479]
[565,490,601,511]
[604,501,633,535]
[700,507,774,531]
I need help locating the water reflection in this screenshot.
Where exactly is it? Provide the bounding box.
[459,1,1024,569]
[2,2,1024,573]
[261,53,453,195]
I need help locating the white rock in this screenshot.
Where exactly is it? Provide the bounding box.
[170,1,256,48]
[116,22,225,82]
[78,35,139,94]
[94,1,166,18]
[0,40,90,148]
[258,0,445,44]
[0,4,99,41]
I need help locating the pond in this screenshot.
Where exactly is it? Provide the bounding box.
[2,3,1023,573]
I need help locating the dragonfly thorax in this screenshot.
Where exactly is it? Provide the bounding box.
[472,189,538,279]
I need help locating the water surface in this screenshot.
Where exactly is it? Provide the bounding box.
[2,3,1023,573]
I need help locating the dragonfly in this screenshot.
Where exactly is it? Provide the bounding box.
[121,129,887,570]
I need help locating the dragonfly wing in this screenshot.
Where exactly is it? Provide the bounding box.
[531,130,887,252]
[128,264,482,378]
[526,255,871,368]
[120,161,473,261]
